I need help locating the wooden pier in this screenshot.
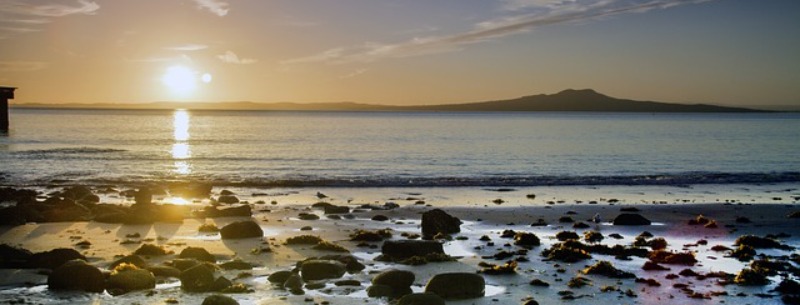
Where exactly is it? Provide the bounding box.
[1,86,16,132]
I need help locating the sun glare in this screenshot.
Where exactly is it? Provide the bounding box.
[162,65,198,96]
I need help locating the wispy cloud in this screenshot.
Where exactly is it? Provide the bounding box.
[0,27,42,33]
[165,44,209,51]
[340,68,368,79]
[1,19,52,25]
[192,0,229,17]
[0,61,48,72]
[0,0,99,17]
[217,51,257,64]
[285,0,712,65]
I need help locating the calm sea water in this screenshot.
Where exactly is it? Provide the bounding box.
[1,108,798,187]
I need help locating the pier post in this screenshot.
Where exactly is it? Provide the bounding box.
[1,87,16,132]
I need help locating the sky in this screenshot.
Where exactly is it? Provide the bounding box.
[0,0,798,107]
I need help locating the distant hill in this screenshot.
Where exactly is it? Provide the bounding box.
[13,89,767,112]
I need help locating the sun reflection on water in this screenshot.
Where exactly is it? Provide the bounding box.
[172,109,192,175]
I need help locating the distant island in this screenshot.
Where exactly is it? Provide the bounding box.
[13,89,768,112]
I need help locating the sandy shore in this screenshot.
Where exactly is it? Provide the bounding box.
[1,184,799,304]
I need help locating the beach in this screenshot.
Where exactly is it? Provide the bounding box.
[1,183,798,304]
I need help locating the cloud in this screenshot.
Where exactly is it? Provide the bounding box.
[0,27,42,33]
[0,0,99,17]
[165,44,209,51]
[193,0,229,17]
[285,0,712,65]
[340,68,368,79]
[0,61,48,72]
[217,51,257,64]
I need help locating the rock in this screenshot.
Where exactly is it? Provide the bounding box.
[110,255,148,269]
[0,244,32,268]
[180,264,216,292]
[398,293,446,305]
[421,209,461,239]
[734,235,789,249]
[268,270,293,284]
[315,254,366,273]
[168,258,202,271]
[648,250,697,266]
[555,231,580,241]
[324,205,350,214]
[134,243,168,256]
[613,214,651,226]
[179,247,216,262]
[582,261,635,278]
[529,279,550,287]
[372,215,389,221]
[146,265,181,277]
[205,205,252,218]
[202,294,239,305]
[47,259,105,293]
[210,276,232,291]
[425,273,485,299]
[283,273,304,294]
[367,284,394,298]
[300,260,346,281]
[107,268,156,295]
[29,248,85,269]
[513,232,540,248]
[298,213,320,220]
[734,268,769,286]
[372,269,415,290]
[217,195,240,204]
[382,240,445,260]
[220,220,263,239]
[134,188,152,205]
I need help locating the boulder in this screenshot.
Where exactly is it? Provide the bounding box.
[425,273,485,299]
[217,195,240,204]
[220,220,263,239]
[109,255,148,269]
[220,259,253,270]
[283,273,304,294]
[107,269,156,295]
[134,244,168,256]
[300,260,346,281]
[372,269,415,289]
[612,213,652,226]
[513,232,540,248]
[366,284,395,298]
[398,293,446,305]
[421,209,461,239]
[47,259,105,293]
[324,205,350,214]
[267,270,293,284]
[180,264,216,292]
[29,248,86,269]
[382,240,445,260]
[202,294,240,305]
[0,244,32,268]
[146,265,181,278]
[179,247,215,262]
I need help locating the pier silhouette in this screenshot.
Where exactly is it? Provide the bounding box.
[1,86,16,132]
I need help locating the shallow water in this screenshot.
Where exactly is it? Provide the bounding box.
[2,109,799,186]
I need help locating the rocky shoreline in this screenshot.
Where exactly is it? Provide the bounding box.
[1,184,799,304]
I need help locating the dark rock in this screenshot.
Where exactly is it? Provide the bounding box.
[220,220,263,239]
[555,231,579,241]
[642,261,670,271]
[0,244,32,268]
[107,268,156,295]
[220,259,253,270]
[180,264,216,292]
[298,213,320,220]
[372,269,415,290]
[734,235,790,249]
[205,205,252,218]
[315,254,366,273]
[372,215,389,221]
[584,231,604,243]
[421,209,462,239]
[382,240,445,260]
[775,279,800,295]
[210,276,232,291]
[648,250,697,266]
[335,280,361,286]
[168,258,201,271]
[513,232,540,248]
[558,216,574,223]
[367,284,394,298]
[146,265,181,277]
[48,259,105,293]
[351,229,392,242]
[734,268,770,286]
[529,279,550,287]
[425,273,485,299]
[202,294,239,305]
[613,214,651,226]
[134,244,168,256]
[398,293,446,305]
[110,255,148,269]
[582,260,635,278]
[299,260,346,281]
[29,248,85,269]
[217,195,240,204]
[324,205,350,214]
[267,270,293,284]
[286,235,322,245]
[283,273,304,293]
[179,247,215,262]
[134,188,152,205]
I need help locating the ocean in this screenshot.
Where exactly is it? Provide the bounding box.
[1,108,799,187]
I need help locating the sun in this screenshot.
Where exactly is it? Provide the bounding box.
[162,65,212,97]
